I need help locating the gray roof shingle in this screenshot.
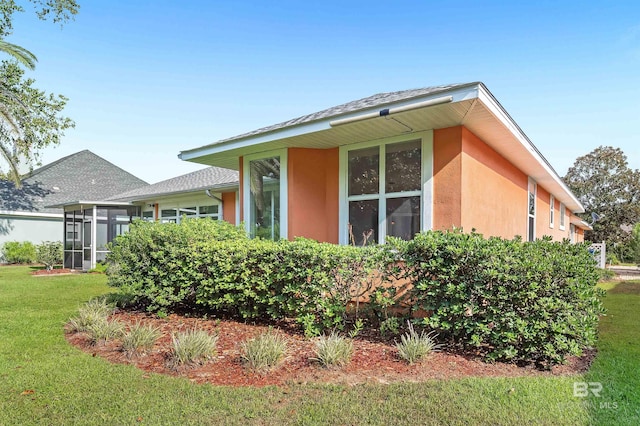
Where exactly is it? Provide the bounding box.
[185,83,476,151]
[108,166,238,202]
[0,150,148,214]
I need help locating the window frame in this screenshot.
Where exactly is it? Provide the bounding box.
[338,131,433,245]
[242,149,288,240]
[560,203,566,230]
[527,177,537,242]
[549,194,555,229]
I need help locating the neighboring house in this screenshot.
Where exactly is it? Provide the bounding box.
[51,166,238,270]
[178,82,591,245]
[0,150,147,256]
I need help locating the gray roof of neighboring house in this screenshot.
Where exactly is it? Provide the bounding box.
[0,150,148,215]
[108,166,238,202]
[182,82,474,152]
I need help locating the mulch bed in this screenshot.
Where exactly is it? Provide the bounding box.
[32,268,79,276]
[65,311,595,387]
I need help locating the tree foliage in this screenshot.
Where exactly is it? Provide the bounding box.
[0,0,78,184]
[564,146,640,244]
[0,61,74,182]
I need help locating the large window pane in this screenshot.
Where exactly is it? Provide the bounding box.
[386,196,420,241]
[386,140,421,193]
[199,205,218,215]
[348,147,379,196]
[348,200,378,245]
[250,157,281,240]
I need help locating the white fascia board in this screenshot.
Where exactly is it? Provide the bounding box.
[476,84,585,213]
[45,200,134,209]
[179,84,481,163]
[0,210,63,219]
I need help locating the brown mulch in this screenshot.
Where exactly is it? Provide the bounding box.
[32,268,79,276]
[65,311,595,387]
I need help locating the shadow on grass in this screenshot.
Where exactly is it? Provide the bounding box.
[608,281,640,295]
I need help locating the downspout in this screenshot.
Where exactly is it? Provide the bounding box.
[205,189,223,219]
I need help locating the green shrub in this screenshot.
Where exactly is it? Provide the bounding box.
[122,322,162,356]
[391,230,606,367]
[67,298,114,332]
[395,322,440,364]
[86,318,125,345]
[313,332,354,367]
[241,330,287,372]
[170,328,218,367]
[107,220,384,334]
[598,268,616,281]
[36,241,63,270]
[88,262,108,274]
[1,241,36,264]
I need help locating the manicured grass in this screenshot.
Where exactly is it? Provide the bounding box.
[585,280,640,424]
[0,266,637,425]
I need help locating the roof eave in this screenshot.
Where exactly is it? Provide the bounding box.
[111,181,240,202]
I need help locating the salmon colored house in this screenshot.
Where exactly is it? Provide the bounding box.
[179,82,591,245]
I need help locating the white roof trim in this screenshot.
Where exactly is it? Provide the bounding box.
[0,210,63,219]
[475,85,584,213]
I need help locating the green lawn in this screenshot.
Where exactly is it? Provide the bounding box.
[1,266,638,425]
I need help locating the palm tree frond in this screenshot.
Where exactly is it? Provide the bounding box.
[0,40,37,70]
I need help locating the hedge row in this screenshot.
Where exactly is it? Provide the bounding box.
[387,230,605,366]
[106,219,382,336]
[106,220,605,367]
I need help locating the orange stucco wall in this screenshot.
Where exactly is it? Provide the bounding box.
[459,127,528,239]
[433,127,463,230]
[221,192,236,225]
[287,147,339,243]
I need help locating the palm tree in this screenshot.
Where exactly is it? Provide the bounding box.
[0,40,37,186]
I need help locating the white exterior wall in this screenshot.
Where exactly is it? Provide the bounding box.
[0,214,63,249]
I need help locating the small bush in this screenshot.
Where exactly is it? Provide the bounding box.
[86,318,125,345]
[598,268,616,281]
[36,241,63,270]
[122,322,162,356]
[380,317,401,336]
[67,298,114,333]
[170,328,218,367]
[88,262,108,274]
[313,332,354,368]
[396,322,440,364]
[1,241,36,264]
[241,330,287,372]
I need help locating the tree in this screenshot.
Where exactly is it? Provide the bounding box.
[0,61,74,183]
[564,146,640,245]
[0,0,78,184]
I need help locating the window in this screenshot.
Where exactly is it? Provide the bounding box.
[244,150,288,241]
[199,205,219,219]
[346,139,422,245]
[142,211,154,222]
[161,209,177,223]
[527,178,536,242]
[560,203,566,230]
[549,195,555,228]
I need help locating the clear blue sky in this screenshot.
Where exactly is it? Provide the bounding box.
[11,0,640,183]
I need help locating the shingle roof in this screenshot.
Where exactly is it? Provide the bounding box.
[108,166,238,202]
[184,83,475,151]
[0,150,148,214]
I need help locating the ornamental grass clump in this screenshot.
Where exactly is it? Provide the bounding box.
[396,322,440,364]
[313,332,354,368]
[86,318,126,345]
[122,322,162,357]
[241,330,287,372]
[66,298,114,333]
[170,328,218,367]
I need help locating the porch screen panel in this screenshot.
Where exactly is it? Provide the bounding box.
[249,157,281,240]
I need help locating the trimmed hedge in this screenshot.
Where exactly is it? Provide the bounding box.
[107,221,604,366]
[388,230,605,367]
[107,219,381,336]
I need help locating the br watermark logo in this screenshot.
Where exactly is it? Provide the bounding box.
[573,382,602,398]
[571,382,618,410]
